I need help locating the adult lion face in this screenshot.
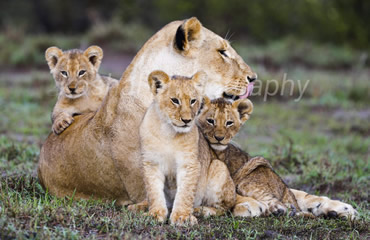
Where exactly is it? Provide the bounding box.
[173,17,257,101]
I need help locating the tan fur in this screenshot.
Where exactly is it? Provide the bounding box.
[45,46,117,134]
[139,71,235,225]
[38,18,357,220]
[38,17,254,205]
[198,98,358,219]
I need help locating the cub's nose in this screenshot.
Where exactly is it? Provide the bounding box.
[68,86,76,94]
[215,135,225,142]
[181,118,191,124]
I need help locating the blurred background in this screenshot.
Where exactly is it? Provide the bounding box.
[0,0,369,221]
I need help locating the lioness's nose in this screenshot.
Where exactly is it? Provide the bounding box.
[215,135,225,141]
[247,73,258,83]
[181,118,191,124]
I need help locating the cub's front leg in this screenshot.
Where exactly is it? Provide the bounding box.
[143,161,168,222]
[51,104,76,135]
[170,156,200,226]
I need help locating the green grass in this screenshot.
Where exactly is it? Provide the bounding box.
[0,41,369,238]
[1,172,368,239]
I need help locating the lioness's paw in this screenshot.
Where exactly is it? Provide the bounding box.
[53,115,74,134]
[309,199,358,220]
[233,201,268,217]
[170,212,198,226]
[148,207,167,222]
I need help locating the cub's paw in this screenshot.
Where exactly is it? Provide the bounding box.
[309,198,358,220]
[194,206,224,217]
[268,200,287,216]
[127,200,149,213]
[170,211,198,226]
[116,199,133,207]
[148,207,167,222]
[52,115,74,134]
[233,200,268,217]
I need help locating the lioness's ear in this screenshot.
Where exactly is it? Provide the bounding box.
[174,17,202,52]
[84,45,103,70]
[148,70,170,95]
[45,47,63,70]
[192,70,207,93]
[232,99,253,124]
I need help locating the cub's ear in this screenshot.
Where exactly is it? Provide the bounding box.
[148,70,170,95]
[192,70,207,93]
[45,47,63,70]
[232,99,253,124]
[201,96,211,112]
[84,45,103,70]
[174,17,202,53]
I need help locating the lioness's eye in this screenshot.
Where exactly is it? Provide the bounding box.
[61,71,68,77]
[226,121,234,127]
[79,70,86,76]
[171,98,180,105]
[218,49,228,57]
[207,119,215,125]
[190,99,197,105]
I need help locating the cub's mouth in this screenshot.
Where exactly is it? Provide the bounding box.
[172,122,192,133]
[210,143,228,151]
[65,91,85,99]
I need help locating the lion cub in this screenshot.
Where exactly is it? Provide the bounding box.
[45,46,117,134]
[198,98,301,216]
[140,71,235,226]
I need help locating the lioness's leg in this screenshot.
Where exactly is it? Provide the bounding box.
[290,189,358,220]
[194,160,236,217]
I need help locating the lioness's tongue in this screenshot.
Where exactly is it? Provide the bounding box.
[240,82,254,99]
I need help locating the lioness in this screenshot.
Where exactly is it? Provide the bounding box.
[38,17,357,219]
[198,98,358,219]
[140,71,235,225]
[38,17,256,205]
[45,46,117,134]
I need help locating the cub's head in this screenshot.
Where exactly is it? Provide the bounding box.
[45,45,103,99]
[197,98,253,151]
[172,17,257,100]
[148,70,206,133]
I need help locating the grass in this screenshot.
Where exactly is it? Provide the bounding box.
[0,37,369,238]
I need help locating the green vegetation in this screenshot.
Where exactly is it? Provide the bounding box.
[1,0,369,49]
[1,37,369,238]
[0,1,368,237]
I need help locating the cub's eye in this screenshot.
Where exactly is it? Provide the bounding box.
[207,119,215,125]
[218,49,228,57]
[171,98,180,105]
[78,70,86,76]
[226,121,234,127]
[190,99,197,105]
[61,71,68,77]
